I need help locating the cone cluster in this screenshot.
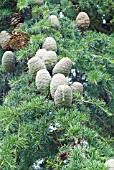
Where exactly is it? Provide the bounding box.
[1,11,90,107]
[27,37,83,108]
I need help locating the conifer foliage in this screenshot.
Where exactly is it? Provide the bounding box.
[0,0,114,170]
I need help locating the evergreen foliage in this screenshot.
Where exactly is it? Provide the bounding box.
[0,0,17,32]
[0,0,114,170]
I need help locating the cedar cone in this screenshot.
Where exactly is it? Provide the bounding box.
[27,57,46,78]
[76,12,90,30]
[2,51,15,73]
[54,84,72,108]
[50,73,67,99]
[42,37,57,52]
[48,15,60,28]
[35,69,51,94]
[52,57,72,77]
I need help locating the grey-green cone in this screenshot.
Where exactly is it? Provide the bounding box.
[54,84,72,108]
[50,73,67,99]
[2,51,15,73]
[42,37,57,52]
[52,57,72,77]
[35,49,57,71]
[105,159,114,170]
[35,49,47,60]
[48,15,60,28]
[43,51,57,71]
[27,57,46,78]
[0,31,11,50]
[33,0,43,5]
[71,82,83,94]
[76,12,90,30]
[35,69,51,93]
